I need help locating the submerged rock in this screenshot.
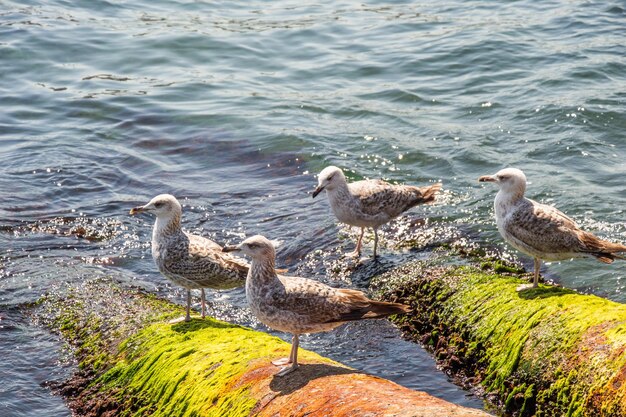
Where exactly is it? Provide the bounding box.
[29,277,491,417]
[373,261,626,417]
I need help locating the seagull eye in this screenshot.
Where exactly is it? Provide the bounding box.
[154,202,163,208]
[327,175,334,181]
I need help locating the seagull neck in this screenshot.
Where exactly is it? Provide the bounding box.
[495,189,524,214]
[328,181,352,203]
[152,214,182,239]
[248,258,279,285]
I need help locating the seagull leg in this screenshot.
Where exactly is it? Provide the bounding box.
[272,333,296,366]
[185,289,192,321]
[170,289,193,323]
[516,258,541,292]
[348,227,365,258]
[276,334,300,377]
[533,258,540,288]
[200,288,206,319]
[373,228,379,259]
[290,334,299,364]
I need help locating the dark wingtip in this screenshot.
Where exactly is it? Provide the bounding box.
[396,304,412,315]
[368,301,411,318]
[595,254,614,264]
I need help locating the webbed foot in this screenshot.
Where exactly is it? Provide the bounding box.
[275,363,298,377]
[272,358,291,366]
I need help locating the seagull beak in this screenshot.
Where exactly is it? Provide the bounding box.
[478,175,497,183]
[312,185,325,198]
[222,244,240,253]
[129,205,146,215]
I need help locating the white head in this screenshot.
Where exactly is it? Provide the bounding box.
[312,166,347,198]
[222,235,276,262]
[479,168,527,199]
[129,194,183,219]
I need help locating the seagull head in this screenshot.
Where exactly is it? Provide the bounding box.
[129,194,182,218]
[222,235,277,261]
[479,168,527,198]
[312,166,346,198]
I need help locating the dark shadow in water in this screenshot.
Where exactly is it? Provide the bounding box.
[268,363,360,396]
[349,256,397,287]
[170,317,241,333]
[517,285,576,300]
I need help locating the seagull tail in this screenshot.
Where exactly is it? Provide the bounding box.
[597,249,626,263]
[362,300,412,319]
[581,233,626,264]
[605,241,626,255]
[591,239,626,264]
[415,182,442,205]
[328,290,411,323]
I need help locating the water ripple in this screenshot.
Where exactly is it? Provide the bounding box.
[1,0,625,414]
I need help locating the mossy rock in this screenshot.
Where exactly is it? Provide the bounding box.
[373,262,626,417]
[30,277,491,417]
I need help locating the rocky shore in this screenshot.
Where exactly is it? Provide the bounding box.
[29,277,491,417]
[374,260,626,417]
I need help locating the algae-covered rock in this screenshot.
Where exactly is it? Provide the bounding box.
[373,262,626,417]
[30,277,491,417]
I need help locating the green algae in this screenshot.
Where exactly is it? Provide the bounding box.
[31,277,337,417]
[34,279,183,373]
[373,263,626,417]
[95,318,330,417]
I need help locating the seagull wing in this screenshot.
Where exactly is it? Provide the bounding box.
[504,199,586,254]
[350,180,440,218]
[162,233,247,288]
[274,276,367,324]
[187,234,249,274]
[274,276,408,324]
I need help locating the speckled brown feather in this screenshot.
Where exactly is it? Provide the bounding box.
[578,232,626,263]
[156,231,248,290]
[350,180,442,219]
[504,198,626,262]
[244,238,410,335]
[326,288,411,322]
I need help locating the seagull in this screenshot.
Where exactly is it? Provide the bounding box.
[312,166,442,258]
[479,168,626,291]
[223,235,410,376]
[130,194,248,321]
